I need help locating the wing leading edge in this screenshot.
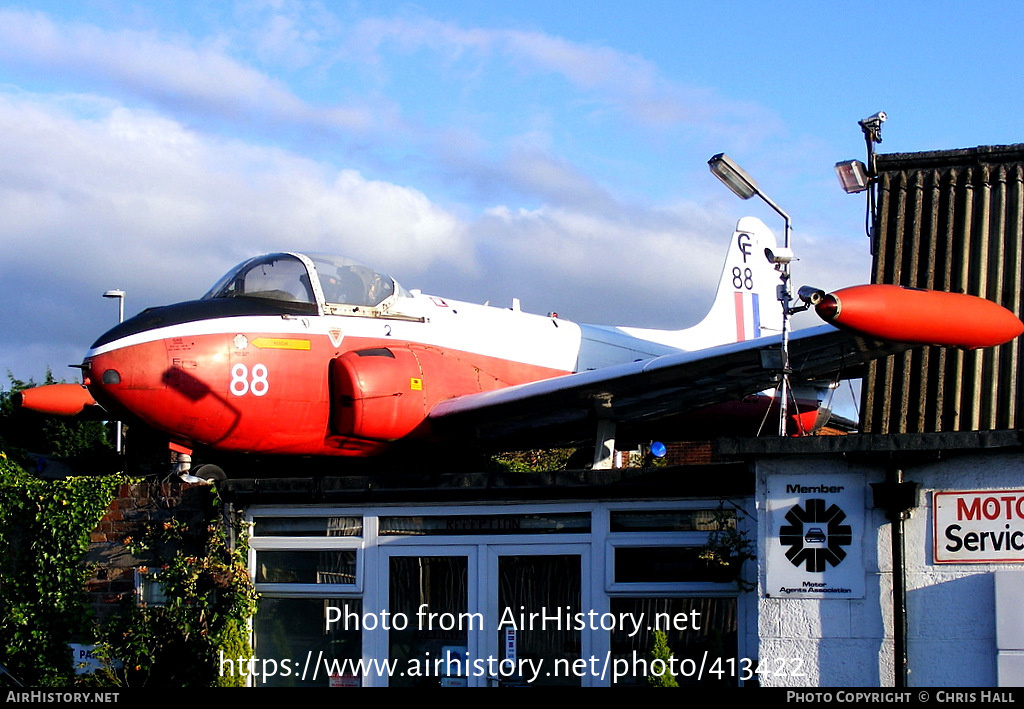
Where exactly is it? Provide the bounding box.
[426,325,913,450]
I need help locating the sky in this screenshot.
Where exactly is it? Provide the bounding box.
[2,2,1022,421]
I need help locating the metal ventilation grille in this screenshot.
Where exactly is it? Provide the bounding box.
[863,146,1024,433]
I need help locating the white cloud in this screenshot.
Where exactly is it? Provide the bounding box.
[0,8,786,216]
[0,92,467,266]
[240,0,336,69]
[0,8,373,132]
[470,200,733,328]
[344,14,779,136]
[0,91,474,380]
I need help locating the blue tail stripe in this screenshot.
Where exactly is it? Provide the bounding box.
[752,293,761,337]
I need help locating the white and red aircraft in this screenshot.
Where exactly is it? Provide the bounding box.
[19,217,1023,473]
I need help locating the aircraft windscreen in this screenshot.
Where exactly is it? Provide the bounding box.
[308,255,400,307]
[202,254,316,305]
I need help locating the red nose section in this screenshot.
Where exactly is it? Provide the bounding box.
[815,285,1024,349]
[15,383,97,416]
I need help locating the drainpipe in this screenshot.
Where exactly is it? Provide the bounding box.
[870,467,918,688]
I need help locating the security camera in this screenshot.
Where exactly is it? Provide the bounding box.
[859,111,887,143]
[860,111,887,127]
[798,285,827,306]
[765,247,795,264]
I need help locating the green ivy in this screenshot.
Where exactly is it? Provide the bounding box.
[88,497,258,687]
[0,453,120,685]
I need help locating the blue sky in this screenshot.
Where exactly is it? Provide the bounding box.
[1,2,1022,422]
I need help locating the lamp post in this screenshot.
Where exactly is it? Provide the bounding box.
[103,289,125,323]
[102,289,125,453]
[708,153,793,437]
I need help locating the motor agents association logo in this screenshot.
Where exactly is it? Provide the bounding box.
[779,498,853,572]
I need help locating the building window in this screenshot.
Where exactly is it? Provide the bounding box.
[255,550,358,585]
[614,546,739,584]
[609,508,728,532]
[609,597,738,687]
[251,597,362,687]
[253,516,363,537]
[388,556,471,687]
[379,512,590,536]
[135,568,168,607]
[606,504,745,687]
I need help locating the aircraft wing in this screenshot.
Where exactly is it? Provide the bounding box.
[427,324,911,450]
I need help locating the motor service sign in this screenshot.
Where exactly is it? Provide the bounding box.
[766,474,864,599]
[933,489,1024,563]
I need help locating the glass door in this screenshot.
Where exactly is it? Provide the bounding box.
[383,550,477,687]
[486,545,588,687]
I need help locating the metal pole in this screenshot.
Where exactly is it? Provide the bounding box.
[748,190,793,437]
[103,290,125,454]
[872,467,915,687]
[115,296,123,454]
[889,466,909,688]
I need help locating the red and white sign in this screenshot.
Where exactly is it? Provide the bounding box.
[934,489,1024,563]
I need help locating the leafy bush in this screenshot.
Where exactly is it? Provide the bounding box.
[90,509,258,687]
[0,454,120,685]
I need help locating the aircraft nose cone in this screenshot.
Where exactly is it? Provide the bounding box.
[82,357,121,413]
[84,336,170,419]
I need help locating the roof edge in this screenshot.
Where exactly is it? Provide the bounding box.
[715,429,1024,459]
[876,144,1024,170]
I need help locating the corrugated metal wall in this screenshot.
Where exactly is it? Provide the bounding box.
[863,145,1024,433]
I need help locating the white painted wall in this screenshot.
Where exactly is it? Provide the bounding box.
[755,452,1024,687]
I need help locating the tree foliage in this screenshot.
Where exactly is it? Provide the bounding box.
[647,629,680,687]
[488,448,577,472]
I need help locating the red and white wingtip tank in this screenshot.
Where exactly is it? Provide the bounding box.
[814,284,1024,349]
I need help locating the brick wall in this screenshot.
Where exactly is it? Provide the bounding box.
[83,481,213,623]
[665,440,715,465]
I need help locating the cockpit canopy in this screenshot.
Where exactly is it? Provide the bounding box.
[202,253,406,312]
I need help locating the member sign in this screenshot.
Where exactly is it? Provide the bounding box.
[766,473,864,599]
[934,489,1024,563]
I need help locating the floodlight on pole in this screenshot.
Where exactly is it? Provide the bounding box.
[708,153,794,437]
[835,159,870,194]
[835,111,887,239]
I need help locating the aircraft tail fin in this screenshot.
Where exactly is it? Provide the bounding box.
[683,216,784,348]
